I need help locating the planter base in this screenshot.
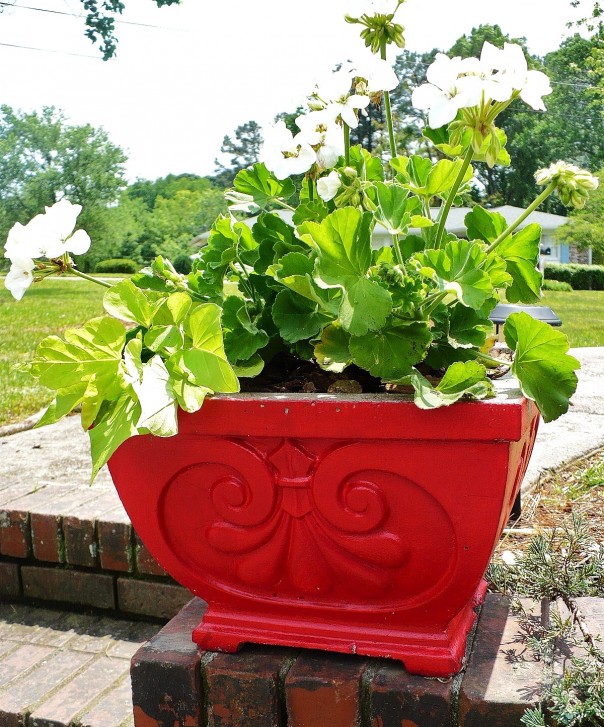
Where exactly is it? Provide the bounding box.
[193,580,488,677]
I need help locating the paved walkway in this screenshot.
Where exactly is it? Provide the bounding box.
[0,603,158,727]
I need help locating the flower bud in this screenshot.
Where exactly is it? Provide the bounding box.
[535,161,599,209]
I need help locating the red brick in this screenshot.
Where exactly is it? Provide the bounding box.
[117,578,191,619]
[135,534,168,577]
[286,652,370,727]
[0,643,54,686]
[369,661,452,726]
[131,599,205,727]
[63,489,125,569]
[0,562,20,597]
[31,654,130,727]
[0,648,92,726]
[98,505,133,573]
[79,672,134,727]
[30,487,100,563]
[205,646,294,727]
[21,566,116,610]
[0,508,30,558]
[459,594,548,727]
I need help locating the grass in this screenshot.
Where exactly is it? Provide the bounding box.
[0,282,602,427]
[541,290,604,347]
[0,278,106,426]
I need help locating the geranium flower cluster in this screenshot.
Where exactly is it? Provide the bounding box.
[412,41,552,129]
[4,200,91,300]
[262,55,398,184]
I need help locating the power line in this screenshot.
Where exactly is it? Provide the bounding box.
[0,1,185,31]
[0,38,103,58]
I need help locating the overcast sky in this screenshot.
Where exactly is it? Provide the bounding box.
[0,0,587,181]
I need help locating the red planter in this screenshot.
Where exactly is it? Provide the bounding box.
[108,389,539,677]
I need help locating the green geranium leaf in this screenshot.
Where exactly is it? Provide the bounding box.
[414,239,493,310]
[299,207,373,286]
[234,162,295,208]
[497,224,543,304]
[347,145,384,181]
[232,353,265,378]
[366,182,420,235]
[389,155,410,179]
[221,296,269,363]
[89,393,141,482]
[30,316,126,391]
[173,349,239,393]
[103,279,155,327]
[423,126,464,158]
[293,200,330,225]
[314,323,351,373]
[483,252,513,289]
[407,155,432,188]
[349,320,431,379]
[504,312,579,422]
[426,158,474,197]
[410,215,434,228]
[339,278,392,336]
[272,289,333,343]
[448,305,492,348]
[252,212,306,274]
[464,206,507,243]
[403,361,494,409]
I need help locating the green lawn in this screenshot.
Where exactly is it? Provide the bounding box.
[0,278,106,426]
[541,290,604,348]
[0,281,602,427]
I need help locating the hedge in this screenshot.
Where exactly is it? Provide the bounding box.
[544,263,604,290]
[95,258,139,274]
[542,279,573,292]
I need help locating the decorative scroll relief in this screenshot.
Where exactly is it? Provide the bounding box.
[159,437,456,604]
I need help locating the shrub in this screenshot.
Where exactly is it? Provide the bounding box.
[542,279,573,292]
[544,263,604,290]
[172,253,193,275]
[95,258,138,274]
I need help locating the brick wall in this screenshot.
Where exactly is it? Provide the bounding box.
[131,594,604,727]
[0,480,191,620]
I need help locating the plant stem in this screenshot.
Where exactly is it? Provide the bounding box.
[434,145,474,248]
[486,181,557,253]
[344,123,350,166]
[307,176,315,202]
[421,290,448,315]
[381,41,397,159]
[68,268,112,288]
[391,234,405,269]
[470,349,511,368]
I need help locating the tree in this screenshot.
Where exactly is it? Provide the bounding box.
[0,105,127,268]
[79,0,181,60]
[212,121,263,188]
[555,168,604,262]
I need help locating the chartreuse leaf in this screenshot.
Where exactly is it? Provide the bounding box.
[186,303,226,355]
[144,326,184,355]
[414,239,493,310]
[152,292,192,326]
[339,278,392,336]
[272,289,333,343]
[504,312,580,422]
[35,380,92,428]
[234,162,295,208]
[103,279,156,327]
[349,319,431,379]
[30,317,126,390]
[314,323,352,373]
[172,379,211,412]
[172,349,239,393]
[465,207,507,243]
[403,361,494,409]
[89,394,141,482]
[497,224,543,304]
[221,296,269,362]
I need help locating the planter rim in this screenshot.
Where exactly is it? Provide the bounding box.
[176,377,537,442]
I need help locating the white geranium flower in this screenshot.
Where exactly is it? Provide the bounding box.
[4,257,35,300]
[482,42,552,111]
[132,355,178,437]
[262,121,317,180]
[353,55,399,93]
[412,54,483,128]
[317,170,342,202]
[4,199,91,262]
[310,69,370,129]
[296,111,345,170]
